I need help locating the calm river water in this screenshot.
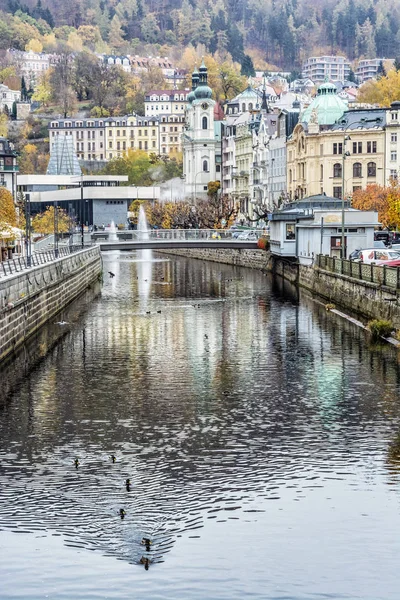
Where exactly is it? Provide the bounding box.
[1,251,400,600]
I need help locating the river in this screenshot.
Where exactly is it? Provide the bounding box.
[1,251,400,600]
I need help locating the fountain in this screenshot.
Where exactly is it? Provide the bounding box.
[138,205,149,240]
[136,205,152,307]
[108,220,118,242]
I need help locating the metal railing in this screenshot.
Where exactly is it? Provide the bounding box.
[91,228,266,242]
[0,245,85,278]
[317,254,400,290]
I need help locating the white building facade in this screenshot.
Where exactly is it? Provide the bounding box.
[302,56,351,82]
[269,196,378,264]
[356,58,394,83]
[14,50,51,87]
[0,84,21,112]
[183,62,220,200]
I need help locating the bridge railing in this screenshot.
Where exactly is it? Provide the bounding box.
[91,228,266,242]
[317,254,400,290]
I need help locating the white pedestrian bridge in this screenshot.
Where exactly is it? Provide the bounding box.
[93,229,263,251]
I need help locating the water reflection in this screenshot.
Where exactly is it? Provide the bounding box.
[1,253,400,598]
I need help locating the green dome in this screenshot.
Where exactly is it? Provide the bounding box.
[194,84,212,99]
[187,90,196,104]
[301,81,347,126]
[194,58,212,100]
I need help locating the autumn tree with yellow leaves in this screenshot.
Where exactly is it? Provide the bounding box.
[352,180,400,228]
[32,206,70,235]
[0,187,17,236]
[357,69,400,107]
[18,144,49,175]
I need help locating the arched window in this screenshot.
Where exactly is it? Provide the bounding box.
[367,161,376,177]
[248,102,253,111]
[203,160,208,172]
[202,116,208,130]
[289,169,292,184]
[333,163,342,178]
[320,164,323,180]
[242,103,246,112]
[353,162,362,178]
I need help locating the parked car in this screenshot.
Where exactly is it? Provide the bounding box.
[376,259,400,267]
[237,230,259,240]
[391,232,400,244]
[374,231,391,246]
[349,248,361,260]
[356,249,400,264]
[350,241,387,261]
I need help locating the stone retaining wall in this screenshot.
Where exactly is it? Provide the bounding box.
[0,247,102,362]
[300,264,400,327]
[157,248,273,270]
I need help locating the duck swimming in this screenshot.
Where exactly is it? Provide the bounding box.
[140,556,151,570]
[141,537,152,551]
[110,454,116,463]
[125,478,131,491]
[119,508,126,519]
[74,458,79,468]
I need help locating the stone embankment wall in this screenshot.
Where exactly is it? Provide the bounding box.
[158,248,400,326]
[157,248,273,270]
[301,264,400,327]
[0,247,102,362]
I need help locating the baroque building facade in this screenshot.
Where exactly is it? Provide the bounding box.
[182,62,221,200]
[285,82,400,201]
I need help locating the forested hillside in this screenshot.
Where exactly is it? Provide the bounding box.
[1,0,400,69]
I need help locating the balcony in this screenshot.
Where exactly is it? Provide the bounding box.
[0,165,19,172]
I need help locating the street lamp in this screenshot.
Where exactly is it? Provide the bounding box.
[193,170,209,204]
[336,116,382,258]
[24,192,31,267]
[54,200,59,258]
[341,135,351,259]
[80,175,84,248]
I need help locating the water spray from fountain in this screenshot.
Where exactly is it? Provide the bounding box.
[138,206,150,241]
[108,221,118,242]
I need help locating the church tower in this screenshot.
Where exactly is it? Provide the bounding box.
[183,59,217,200]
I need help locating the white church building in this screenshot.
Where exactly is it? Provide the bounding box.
[182,61,222,200]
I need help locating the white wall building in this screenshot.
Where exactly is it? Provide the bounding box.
[144,90,189,117]
[18,174,160,227]
[269,196,378,264]
[384,101,400,182]
[356,58,394,83]
[303,56,351,83]
[144,90,188,155]
[0,84,21,112]
[221,116,237,198]
[15,50,51,87]
[103,55,131,72]
[183,62,220,200]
